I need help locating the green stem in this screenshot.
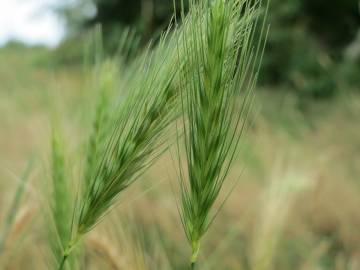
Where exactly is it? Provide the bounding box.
[58,254,68,270]
[190,241,200,270]
[57,234,81,270]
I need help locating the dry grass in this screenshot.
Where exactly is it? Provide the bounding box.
[0,42,360,269]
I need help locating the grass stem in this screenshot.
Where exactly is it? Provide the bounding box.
[190,241,199,270]
[57,234,80,270]
[58,254,68,270]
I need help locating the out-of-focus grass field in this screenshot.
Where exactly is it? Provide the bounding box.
[0,44,360,269]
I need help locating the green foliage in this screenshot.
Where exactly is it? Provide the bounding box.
[58,0,360,101]
[301,0,360,48]
[59,0,188,43]
[260,0,360,100]
[51,38,86,66]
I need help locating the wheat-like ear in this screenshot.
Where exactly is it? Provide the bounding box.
[76,31,180,235]
[83,28,139,190]
[56,27,182,269]
[176,0,268,268]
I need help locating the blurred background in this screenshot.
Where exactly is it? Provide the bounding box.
[0,0,360,269]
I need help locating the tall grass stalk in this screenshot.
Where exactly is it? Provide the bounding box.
[56,28,181,269]
[251,158,316,270]
[0,159,33,255]
[176,0,268,267]
[49,128,77,270]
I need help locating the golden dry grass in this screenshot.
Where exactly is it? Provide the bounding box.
[0,47,359,269]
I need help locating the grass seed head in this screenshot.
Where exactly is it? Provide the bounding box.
[176,0,268,264]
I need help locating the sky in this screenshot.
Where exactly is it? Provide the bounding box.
[0,0,66,47]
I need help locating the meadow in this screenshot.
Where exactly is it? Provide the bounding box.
[0,1,360,269]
